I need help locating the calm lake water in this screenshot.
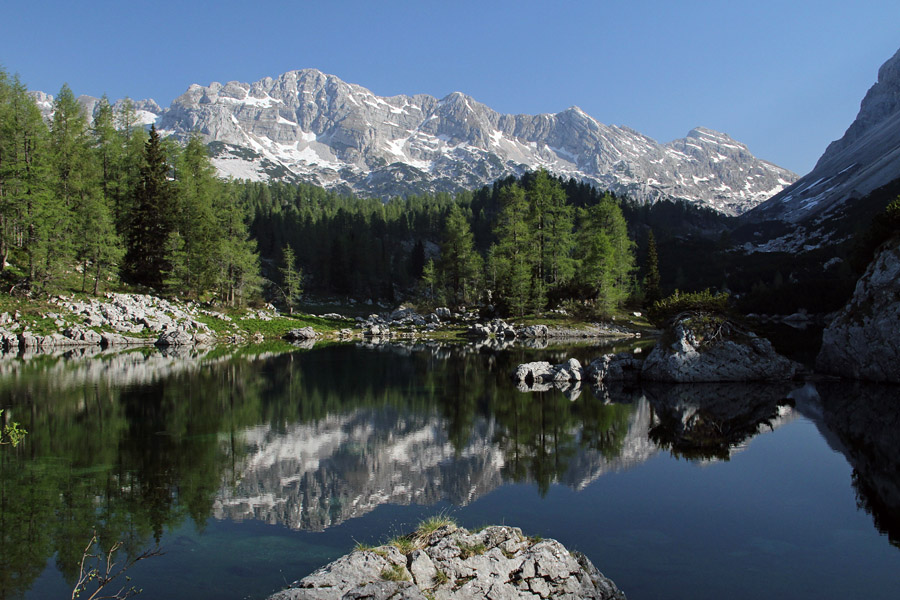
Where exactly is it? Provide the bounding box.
[1,340,899,599]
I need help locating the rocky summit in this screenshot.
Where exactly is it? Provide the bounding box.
[267,524,625,600]
[35,70,796,216]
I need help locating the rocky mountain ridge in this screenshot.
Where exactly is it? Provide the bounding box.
[34,69,797,216]
[742,47,900,251]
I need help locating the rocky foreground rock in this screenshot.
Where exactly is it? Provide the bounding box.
[641,313,798,382]
[268,524,625,600]
[816,238,900,382]
[514,313,797,388]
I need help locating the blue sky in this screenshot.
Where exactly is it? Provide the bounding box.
[2,0,897,175]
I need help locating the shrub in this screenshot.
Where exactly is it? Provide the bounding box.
[646,289,729,328]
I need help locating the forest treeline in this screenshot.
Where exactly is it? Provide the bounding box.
[0,70,258,304]
[4,67,855,317]
[245,171,644,316]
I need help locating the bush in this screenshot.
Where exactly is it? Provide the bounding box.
[647,289,729,328]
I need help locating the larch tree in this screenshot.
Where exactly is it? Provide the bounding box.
[279,244,302,314]
[438,203,482,307]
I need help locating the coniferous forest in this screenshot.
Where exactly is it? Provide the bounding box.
[1,68,864,318]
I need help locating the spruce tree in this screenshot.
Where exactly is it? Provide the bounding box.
[123,124,175,289]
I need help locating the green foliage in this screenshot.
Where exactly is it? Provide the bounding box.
[278,244,303,314]
[123,125,176,288]
[644,230,661,303]
[437,203,482,306]
[0,409,27,447]
[576,195,635,316]
[647,288,730,328]
[434,570,450,585]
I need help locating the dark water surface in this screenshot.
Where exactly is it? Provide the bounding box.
[1,341,899,599]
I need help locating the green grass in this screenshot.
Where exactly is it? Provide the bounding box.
[456,541,486,559]
[380,564,410,582]
[388,535,416,555]
[434,570,449,585]
[416,514,456,537]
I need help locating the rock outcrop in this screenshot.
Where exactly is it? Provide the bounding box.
[816,238,900,382]
[268,524,625,600]
[641,313,798,382]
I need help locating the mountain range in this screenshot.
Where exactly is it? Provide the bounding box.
[34,70,797,217]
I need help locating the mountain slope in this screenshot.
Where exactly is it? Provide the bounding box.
[742,47,900,249]
[156,69,795,215]
[33,69,797,216]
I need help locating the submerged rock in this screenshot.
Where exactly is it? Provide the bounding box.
[816,238,900,382]
[641,313,798,382]
[268,524,625,600]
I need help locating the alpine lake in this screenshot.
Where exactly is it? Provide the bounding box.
[2,333,899,600]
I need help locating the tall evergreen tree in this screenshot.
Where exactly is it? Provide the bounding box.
[491,183,535,316]
[527,170,575,299]
[213,183,260,306]
[577,195,635,315]
[0,73,51,285]
[169,134,217,298]
[122,125,176,288]
[438,203,482,306]
[278,244,302,314]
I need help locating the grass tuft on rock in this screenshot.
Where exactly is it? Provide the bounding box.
[380,564,410,582]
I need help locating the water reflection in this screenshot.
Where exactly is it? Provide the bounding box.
[816,382,900,547]
[644,382,796,460]
[0,342,898,599]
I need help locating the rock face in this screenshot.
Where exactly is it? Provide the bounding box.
[641,314,798,382]
[36,70,796,215]
[743,46,900,251]
[268,524,625,600]
[816,238,900,382]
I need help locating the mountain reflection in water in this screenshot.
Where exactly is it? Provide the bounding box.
[0,341,899,600]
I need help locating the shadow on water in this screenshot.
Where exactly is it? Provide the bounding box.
[815,381,900,548]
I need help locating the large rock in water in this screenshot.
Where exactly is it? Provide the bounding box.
[642,313,798,382]
[268,524,625,600]
[817,239,900,382]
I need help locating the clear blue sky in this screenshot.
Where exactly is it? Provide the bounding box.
[2,0,898,175]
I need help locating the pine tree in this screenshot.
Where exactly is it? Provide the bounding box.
[279,244,302,314]
[123,125,176,289]
[645,230,661,303]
